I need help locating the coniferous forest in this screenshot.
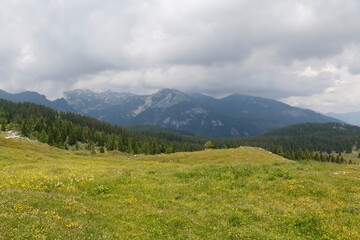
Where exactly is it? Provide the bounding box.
[1,99,360,164]
[0,100,204,154]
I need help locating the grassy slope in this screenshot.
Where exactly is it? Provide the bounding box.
[343,149,360,164]
[0,133,359,240]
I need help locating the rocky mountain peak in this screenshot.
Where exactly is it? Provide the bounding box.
[0,88,342,137]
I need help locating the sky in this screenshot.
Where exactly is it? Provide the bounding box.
[0,0,360,113]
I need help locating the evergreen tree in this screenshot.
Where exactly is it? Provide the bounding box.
[142,140,150,154]
[99,146,105,153]
[128,138,134,154]
[38,129,48,143]
[204,140,216,149]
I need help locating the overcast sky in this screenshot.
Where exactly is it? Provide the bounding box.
[0,0,360,113]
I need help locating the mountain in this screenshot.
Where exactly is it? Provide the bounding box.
[0,99,204,153]
[1,97,355,163]
[0,88,341,137]
[63,88,341,137]
[64,89,138,114]
[325,111,360,126]
[0,89,75,112]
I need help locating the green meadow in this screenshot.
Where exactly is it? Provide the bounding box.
[0,133,359,239]
[343,149,360,164]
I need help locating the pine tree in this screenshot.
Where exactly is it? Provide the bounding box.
[142,140,150,155]
[204,140,216,149]
[38,129,48,143]
[128,138,134,154]
[99,146,105,153]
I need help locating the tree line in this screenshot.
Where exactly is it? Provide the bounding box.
[0,99,358,164]
[0,100,204,154]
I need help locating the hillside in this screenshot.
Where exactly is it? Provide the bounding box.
[125,124,196,136]
[63,88,340,137]
[0,134,359,239]
[0,88,340,138]
[326,111,360,127]
[204,122,360,163]
[0,89,75,112]
[258,122,360,153]
[0,99,358,163]
[263,122,360,137]
[0,99,204,154]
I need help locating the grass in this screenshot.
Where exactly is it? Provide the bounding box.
[0,133,359,239]
[343,148,360,164]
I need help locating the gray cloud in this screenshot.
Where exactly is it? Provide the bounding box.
[0,0,360,112]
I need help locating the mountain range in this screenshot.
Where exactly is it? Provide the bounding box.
[325,111,360,127]
[0,88,340,137]
[0,89,75,112]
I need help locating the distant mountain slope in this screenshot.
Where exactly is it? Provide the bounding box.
[125,125,195,136]
[63,88,341,137]
[0,89,75,112]
[245,122,360,154]
[0,88,341,137]
[64,89,139,114]
[325,111,360,126]
[193,93,336,125]
[0,99,204,154]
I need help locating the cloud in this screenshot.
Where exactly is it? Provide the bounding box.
[0,0,359,112]
[281,63,360,113]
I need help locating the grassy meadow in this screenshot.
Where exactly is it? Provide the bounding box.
[343,149,360,164]
[0,133,359,239]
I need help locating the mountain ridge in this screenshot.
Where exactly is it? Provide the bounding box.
[64,88,340,137]
[0,89,75,112]
[0,88,341,137]
[325,111,360,126]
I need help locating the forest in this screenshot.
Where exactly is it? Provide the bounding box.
[0,100,204,154]
[1,99,359,164]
